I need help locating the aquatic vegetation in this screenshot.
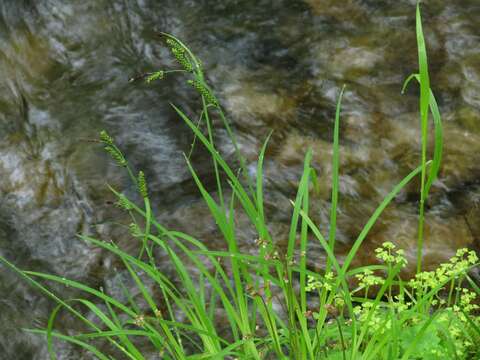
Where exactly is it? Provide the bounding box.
[0,3,479,360]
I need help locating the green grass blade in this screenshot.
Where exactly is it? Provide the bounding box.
[424,88,443,197]
[256,131,273,243]
[327,85,346,273]
[46,304,62,360]
[415,1,431,274]
[287,150,312,260]
[401,74,443,199]
[26,329,112,360]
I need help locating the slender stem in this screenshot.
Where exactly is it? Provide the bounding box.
[326,85,345,274]
[417,167,426,274]
[202,97,224,210]
[187,109,205,160]
[217,107,256,198]
[335,316,347,360]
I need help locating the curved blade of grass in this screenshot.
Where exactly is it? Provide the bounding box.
[25,267,183,358]
[179,127,260,357]
[26,329,111,360]
[340,162,428,277]
[152,233,244,340]
[402,74,443,198]
[0,255,139,358]
[424,88,443,196]
[78,298,145,359]
[172,104,259,233]
[297,167,314,359]
[284,150,312,357]
[287,150,312,260]
[28,267,222,356]
[45,299,143,360]
[124,233,223,354]
[46,304,62,360]
[72,330,153,339]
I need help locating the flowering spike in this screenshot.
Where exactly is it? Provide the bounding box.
[187,79,218,106]
[104,146,127,167]
[166,38,193,72]
[138,171,148,198]
[146,71,164,83]
[100,130,114,145]
[115,194,133,211]
[129,223,142,237]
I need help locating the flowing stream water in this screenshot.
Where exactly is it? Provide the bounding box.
[0,0,479,358]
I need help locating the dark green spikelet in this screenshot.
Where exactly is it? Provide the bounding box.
[166,38,193,72]
[129,223,142,237]
[173,49,193,72]
[115,194,133,211]
[99,130,114,145]
[104,146,127,167]
[138,171,148,198]
[187,79,218,106]
[146,71,164,83]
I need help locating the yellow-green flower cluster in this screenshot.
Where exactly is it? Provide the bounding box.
[409,270,437,290]
[166,38,193,72]
[409,248,478,291]
[453,288,479,322]
[450,248,478,273]
[306,272,335,292]
[355,268,384,288]
[437,310,476,357]
[333,295,345,308]
[134,314,145,327]
[353,302,390,334]
[391,294,411,312]
[306,275,321,292]
[374,242,407,266]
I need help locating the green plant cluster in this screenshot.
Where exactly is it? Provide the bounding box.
[0,4,479,360]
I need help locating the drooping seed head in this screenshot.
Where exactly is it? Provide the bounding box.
[129,223,142,237]
[166,38,193,72]
[146,71,164,83]
[100,130,114,145]
[187,79,218,106]
[116,194,133,211]
[104,146,127,167]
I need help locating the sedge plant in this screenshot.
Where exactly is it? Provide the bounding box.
[0,3,479,360]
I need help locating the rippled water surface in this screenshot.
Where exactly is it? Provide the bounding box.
[1,0,479,358]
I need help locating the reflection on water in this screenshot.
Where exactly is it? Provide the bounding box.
[0,0,479,358]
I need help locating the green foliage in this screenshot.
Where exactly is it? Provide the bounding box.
[0,4,478,360]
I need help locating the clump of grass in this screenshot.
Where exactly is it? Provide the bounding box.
[0,3,479,360]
